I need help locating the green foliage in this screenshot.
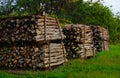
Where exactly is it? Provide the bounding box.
[3,47,8,53]
[0,45,120,78]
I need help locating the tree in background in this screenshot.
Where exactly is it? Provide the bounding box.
[0,0,15,17]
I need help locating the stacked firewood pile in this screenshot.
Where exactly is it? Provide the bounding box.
[91,26,102,52]
[0,14,67,69]
[78,25,96,58]
[62,25,82,58]
[98,26,109,51]
[63,24,96,58]
[91,26,109,52]
[0,42,66,69]
[0,15,65,42]
[63,24,109,59]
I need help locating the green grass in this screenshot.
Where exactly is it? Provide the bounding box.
[0,45,120,78]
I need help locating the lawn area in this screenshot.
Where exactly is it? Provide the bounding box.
[0,45,120,78]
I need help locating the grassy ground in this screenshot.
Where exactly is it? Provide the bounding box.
[0,45,120,78]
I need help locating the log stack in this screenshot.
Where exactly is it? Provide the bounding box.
[63,24,109,59]
[0,15,65,42]
[98,26,109,51]
[0,14,67,70]
[0,42,66,69]
[78,25,96,58]
[63,24,96,59]
[62,25,82,58]
[91,26,102,52]
[91,26,109,52]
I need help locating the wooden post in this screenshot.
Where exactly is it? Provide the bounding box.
[44,14,51,70]
[102,27,105,51]
[84,25,87,59]
[44,14,47,41]
[56,16,66,63]
[48,41,51,70]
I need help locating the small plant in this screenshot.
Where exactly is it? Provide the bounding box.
[3,47,8,53]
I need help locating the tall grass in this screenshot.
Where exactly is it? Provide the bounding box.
[0,45,120,78]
